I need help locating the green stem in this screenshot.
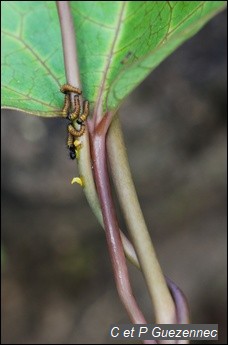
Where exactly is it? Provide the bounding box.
[106,114,176,324]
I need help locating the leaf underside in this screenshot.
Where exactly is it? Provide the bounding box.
[1,1,226,117]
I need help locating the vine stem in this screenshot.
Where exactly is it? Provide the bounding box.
[77,117,190,334]
[56,1,81,104]
[56,3,156,341]
[57,2,189,341]
[106,115,176,324]
[91,120,149,325]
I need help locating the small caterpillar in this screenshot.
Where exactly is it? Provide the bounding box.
[68,123,85,138]
[67,131,74,147]
[77,100,89,124]
[61,94,70,118]
[68,95,80,121]
[60,84,82,95]
[60,84,89,160]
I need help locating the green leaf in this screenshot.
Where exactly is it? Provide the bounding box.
[1,1,64,116]
[1,1,226,117]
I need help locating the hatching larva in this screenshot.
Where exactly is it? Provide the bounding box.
[68,95,80,121]
[68,123,85,137]
[61,94,70,118]
[60,84,82,95]
[60,85,88,159]
[77,100,89,123]
[67,131,74,147]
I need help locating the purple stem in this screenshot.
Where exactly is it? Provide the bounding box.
[91,121,157,345]
[92,132,147,323]
[166,276,190,324]
[56,1,82,106]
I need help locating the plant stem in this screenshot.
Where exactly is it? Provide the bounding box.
[77,127,190,329]
[56,1,139,269]
[107,115,176,324]
[57,0,189,332]
[57,2,153,336]
[77,132,140,266]
[56,1,81,101]
[91,125,149,325]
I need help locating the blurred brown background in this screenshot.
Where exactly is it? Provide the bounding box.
[1,10,227,345]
